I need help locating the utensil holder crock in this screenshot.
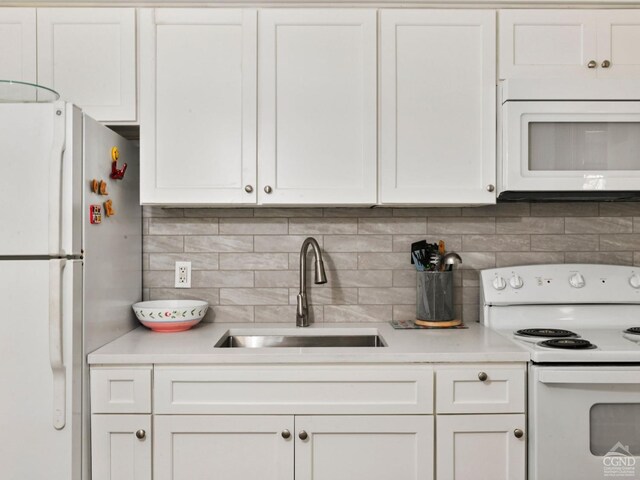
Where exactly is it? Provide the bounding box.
[416,271,454,321]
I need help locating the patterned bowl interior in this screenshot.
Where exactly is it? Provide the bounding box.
[132,300,209,323]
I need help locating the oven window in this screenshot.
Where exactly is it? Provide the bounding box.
[590,403,640,456]
[529,122,640,171]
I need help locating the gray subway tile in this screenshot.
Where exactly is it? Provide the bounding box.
[289,217,357,234]
[255,235,321,253]
[324,235,392,253]
[565,252,633,265]
[289,252,358,270]
[149,253,219,270]
[358,252,412,270]
[531,202,599,217]
[192,271,254,288]
[148,287,220,306]
[142,206,184,218]
[209,306,254,322]
[358,217,426,235]
[220,253,289,270]
[220,288,289,305]
[600,203,640,217]
[143,235,183,253]
[149,217,218,235]
[429,217,496,234]
[255,306,323,323]
[565,217,632,234]
[324,305,393,322]
[289,287,358,305]
[462,203,530,217]
[184,208,254,218]
[358,287,415,305]
[496,252,564,267]
[220,218,288,235]
[600,234,640,251]
[393,207,461,217]
[496,217,564,234]
[531,234,599,252]
[184,235,253,253]
[462,235,530,252]
[254,208,323,217]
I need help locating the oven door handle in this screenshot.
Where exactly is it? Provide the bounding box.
[539,370,640,384]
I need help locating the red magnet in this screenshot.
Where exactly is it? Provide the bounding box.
[110,146,127,180]
[90,205,102,224]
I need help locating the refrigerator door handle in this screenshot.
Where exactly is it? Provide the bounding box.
[49,103,66,257]
[49,259,67,430]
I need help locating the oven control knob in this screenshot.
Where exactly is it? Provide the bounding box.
[492,276,507,290]
[569,273,585,288]
[630,274,640,289]
[509,274,524,289]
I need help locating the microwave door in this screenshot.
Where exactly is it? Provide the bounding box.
[501,101,640,194]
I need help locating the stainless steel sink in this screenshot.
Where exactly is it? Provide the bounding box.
[214,333,387,348]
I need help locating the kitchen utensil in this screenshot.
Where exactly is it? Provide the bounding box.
[442,252,462,271]
[132,300,209,332]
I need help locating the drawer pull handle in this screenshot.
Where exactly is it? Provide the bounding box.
[244,185,253,193]
[514,428,524,439]
[587,60,597,68]
[478,372,488,382]
[135,429,146,440]
[601,60,611,68]
[281,430,291,439]
[299,430,309,441]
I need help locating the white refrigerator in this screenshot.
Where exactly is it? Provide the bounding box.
[0,102,141,479]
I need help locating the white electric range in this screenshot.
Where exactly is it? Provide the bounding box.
[480,264,640,480]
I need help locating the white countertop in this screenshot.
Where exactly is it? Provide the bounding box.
[88,321,529,364]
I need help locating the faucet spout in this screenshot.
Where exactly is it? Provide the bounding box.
[297,237,326,327]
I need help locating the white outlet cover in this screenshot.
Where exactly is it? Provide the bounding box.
[175,261,192,288]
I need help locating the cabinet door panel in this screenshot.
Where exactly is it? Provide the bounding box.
[140,9,257,205]
[380,10,495,204]
[0,8,36,93]
[37,8,136,122]
[597,11,640,78]
[258,9,377,205]
[154,415,293,480]
[295,415,434,480]
[436,414,525,480]
[91,415,151,480]
[499,10,598,79]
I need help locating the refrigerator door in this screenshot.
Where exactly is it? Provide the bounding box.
[0,259,83,480]
[0,102,82,256]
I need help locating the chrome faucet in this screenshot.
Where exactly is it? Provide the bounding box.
[296,237,327,327]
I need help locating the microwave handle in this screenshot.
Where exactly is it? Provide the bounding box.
[539,370,640,385]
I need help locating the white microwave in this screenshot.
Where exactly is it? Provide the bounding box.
[499,80,640,200]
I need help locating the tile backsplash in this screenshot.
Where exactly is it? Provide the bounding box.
[143,202,640,323]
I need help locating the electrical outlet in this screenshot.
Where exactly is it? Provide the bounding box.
[174,261,192,288]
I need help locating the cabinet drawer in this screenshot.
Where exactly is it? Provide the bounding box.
[435,365,525,414]
[91,367,152,414]
[154,365,433,414]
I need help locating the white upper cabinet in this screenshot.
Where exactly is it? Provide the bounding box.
[597,11,640,79]
[500,10,640,79]
[139,9,257,205]
[258,9,377,205]
[379,10,496,205]
[37,8,136,122]
[0,9,36,91]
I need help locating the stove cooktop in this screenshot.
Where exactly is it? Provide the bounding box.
[538,338,597,350]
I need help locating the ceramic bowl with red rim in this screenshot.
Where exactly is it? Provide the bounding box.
[132,300,209,332]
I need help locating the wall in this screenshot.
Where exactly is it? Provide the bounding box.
[143,202,640,323]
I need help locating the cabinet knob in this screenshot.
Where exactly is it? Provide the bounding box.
[601,60,611,68]
[514,428,524,439]
[244,185,253,193]
[135,429,146,440]
[281,429,291,439]
[478,371,489,382]
[264,185,273,194]
[486,184,495,192]
[298,430,309,441]
[587,60,597,68]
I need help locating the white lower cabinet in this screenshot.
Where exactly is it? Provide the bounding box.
[91,414,152,480]
[154,415,294,480]
[91,363,526,480]
[436,414,526,480]
[152,414,432,480]
[295,415,434,480]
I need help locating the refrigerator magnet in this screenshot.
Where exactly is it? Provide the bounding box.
[110,146,127,180]
[104,199,115,217]
[99,180,108,195]
[89,205,102,224]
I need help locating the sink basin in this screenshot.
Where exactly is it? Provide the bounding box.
[214,332,387,348]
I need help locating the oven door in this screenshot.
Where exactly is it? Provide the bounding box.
[530,365,640,480]
[501,101,640,194]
